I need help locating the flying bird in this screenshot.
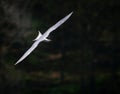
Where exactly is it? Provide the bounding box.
[33,31,51,42]
[14,12,73,65]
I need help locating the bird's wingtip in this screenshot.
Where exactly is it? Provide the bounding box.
[14,61,19,65]
[14,62,18,65]
[66,11,73,18]
[69,11,73,15]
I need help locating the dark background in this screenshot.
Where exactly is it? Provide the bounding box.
[0,0,120,94]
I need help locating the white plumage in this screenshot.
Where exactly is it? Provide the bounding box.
[33,31,42,41]
[15,12,73,65]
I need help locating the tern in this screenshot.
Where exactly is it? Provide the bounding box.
[14,12,73,65]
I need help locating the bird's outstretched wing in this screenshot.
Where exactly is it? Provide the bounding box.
[43,12,73,38]
[14,41,40,65]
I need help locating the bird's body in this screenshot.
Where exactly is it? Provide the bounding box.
[15,12,73,65]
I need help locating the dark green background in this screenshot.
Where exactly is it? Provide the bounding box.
[0,0,120,94]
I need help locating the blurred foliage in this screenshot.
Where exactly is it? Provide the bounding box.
[0,0,120,94]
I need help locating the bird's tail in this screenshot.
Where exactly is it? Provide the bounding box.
[44,38,51,42]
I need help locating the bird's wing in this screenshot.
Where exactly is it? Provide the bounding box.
[14,41,40,65]
[43,12,73,38]
[33,31,42,41]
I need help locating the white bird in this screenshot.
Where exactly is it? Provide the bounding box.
[14,12,73,65]
[33,31,51,42]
